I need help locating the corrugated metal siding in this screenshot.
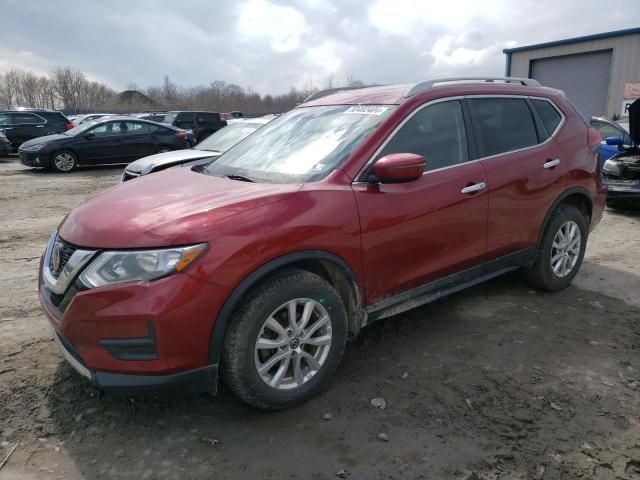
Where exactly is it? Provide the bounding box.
[508,33,640,118]
[531,50,612,117]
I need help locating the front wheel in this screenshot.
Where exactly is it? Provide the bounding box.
[222,269,348,410]
[50,150,77,173]
[523,205,588,291]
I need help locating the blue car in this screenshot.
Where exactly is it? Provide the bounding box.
[590,117,631,165]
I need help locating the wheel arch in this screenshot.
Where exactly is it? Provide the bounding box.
[207,250,363,366]
[537,187,593,248]
[49,147,80,169]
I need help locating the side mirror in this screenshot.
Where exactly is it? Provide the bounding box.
[373,153,425,183]
[84,132,95,139]
[605,136,623,146]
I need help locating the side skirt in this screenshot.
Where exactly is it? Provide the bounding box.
[365,247,535,323]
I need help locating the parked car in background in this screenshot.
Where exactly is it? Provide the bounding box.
[72,113,114,126]
[222,111,243,122]
[39,77,605,409]
[121,117,272,181]
[0,109,73,152]
[134,112,166,123]
[0,130,11,156]
[18,116,192,172]
[602,99,639,209]
[162,111,226,142]
[591,117,632,163]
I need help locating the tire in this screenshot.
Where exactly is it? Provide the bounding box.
[523,205,588,291]
[156,146,172,154]
[222,269,348,410]
[50,150,78,173]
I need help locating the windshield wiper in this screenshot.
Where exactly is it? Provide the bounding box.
[224,174,255,183]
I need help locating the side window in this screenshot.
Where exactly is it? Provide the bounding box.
[378,100,468,172]
[196,113,220,126]
[89,122,126,137]
[0,114,10,125]
[470,98,538,157]
[175,113,195,129]
[124,122,150,134]
[532,99,562,140]
[11,113,45,125]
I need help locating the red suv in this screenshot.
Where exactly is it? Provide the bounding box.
[39,77,605,409]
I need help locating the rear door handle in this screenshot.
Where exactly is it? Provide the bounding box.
[543,158,560,169]
[460,182,486,194]
[36,125,45,128]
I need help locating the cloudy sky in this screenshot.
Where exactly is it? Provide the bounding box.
[0,0,637,94]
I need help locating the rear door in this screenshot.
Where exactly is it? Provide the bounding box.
[469,96,566,262]
[120,121,156,159]
[353,99,489,305]
[8,112,46,147]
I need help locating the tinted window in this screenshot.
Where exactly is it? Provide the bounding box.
[0,114,10,125]
[40,112,68,123]
[163,112,178,124]
[11,113,44,124]
[175,113,194,129]
[470,98,538,157]
[532,99,562,140]
[590,119,622,140]
[89,122,126,136]
[196,113,221,125]
[378,100,468,172]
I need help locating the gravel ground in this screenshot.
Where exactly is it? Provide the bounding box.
[0,157,639,480]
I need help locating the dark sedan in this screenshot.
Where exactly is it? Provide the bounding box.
[18,116,192,172]
[0,130,11,156]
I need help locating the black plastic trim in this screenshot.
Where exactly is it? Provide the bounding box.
[100,321,158,361]
[537,187,593,247]
[207,250,360,365]
[366,247,535,322]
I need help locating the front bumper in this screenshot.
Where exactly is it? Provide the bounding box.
[604,178,640,200]
[51,327,218,394]
[38,234,230,393]
[18,150,50,167]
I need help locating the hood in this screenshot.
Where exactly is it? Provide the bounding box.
[58,168,302,248]
[21,134,69,148]
[125,149,218,173]
[629,98,639,145]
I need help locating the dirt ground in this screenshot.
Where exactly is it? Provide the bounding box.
[0,156,639,480]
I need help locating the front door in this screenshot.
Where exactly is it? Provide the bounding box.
[77,121,129,163]
[353,99,489,306]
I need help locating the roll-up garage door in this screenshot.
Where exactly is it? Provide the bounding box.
[531,50,612,118]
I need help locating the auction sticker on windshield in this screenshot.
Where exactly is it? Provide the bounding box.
[344,105,389,115]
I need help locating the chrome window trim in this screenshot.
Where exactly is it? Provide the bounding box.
[42,233,97,295]
[353,94,566,184]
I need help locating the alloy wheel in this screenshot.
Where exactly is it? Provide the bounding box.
[550,220,581,277]
[54,152,75,172]
[254,298,332,390]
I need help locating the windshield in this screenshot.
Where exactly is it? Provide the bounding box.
[195,123,263,153]
[204,105,394,183]
[64,120,99,136]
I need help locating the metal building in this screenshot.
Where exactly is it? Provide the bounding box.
[504,27,640,119]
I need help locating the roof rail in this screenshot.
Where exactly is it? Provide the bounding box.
[302,85,374,103]
[405,77,541,97]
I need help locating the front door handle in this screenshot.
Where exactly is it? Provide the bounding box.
[35,125,45,128]
[543,158,560,169]
[460,182,486,194]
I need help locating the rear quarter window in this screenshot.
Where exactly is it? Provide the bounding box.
[532,99,562,140]
[470,97,539,157]
[41,112,69,123]
[196,113,221,125]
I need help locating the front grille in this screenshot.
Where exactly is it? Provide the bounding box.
[49,237,77,278]
[121,170,140,182]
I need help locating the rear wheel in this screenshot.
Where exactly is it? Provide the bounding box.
[50,150,77,173]
[222,269,348,410]
[523,205,587,291]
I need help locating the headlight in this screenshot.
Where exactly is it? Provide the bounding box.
[22,143,47,152]
[78,243,207,288]
[602,159,621,177]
